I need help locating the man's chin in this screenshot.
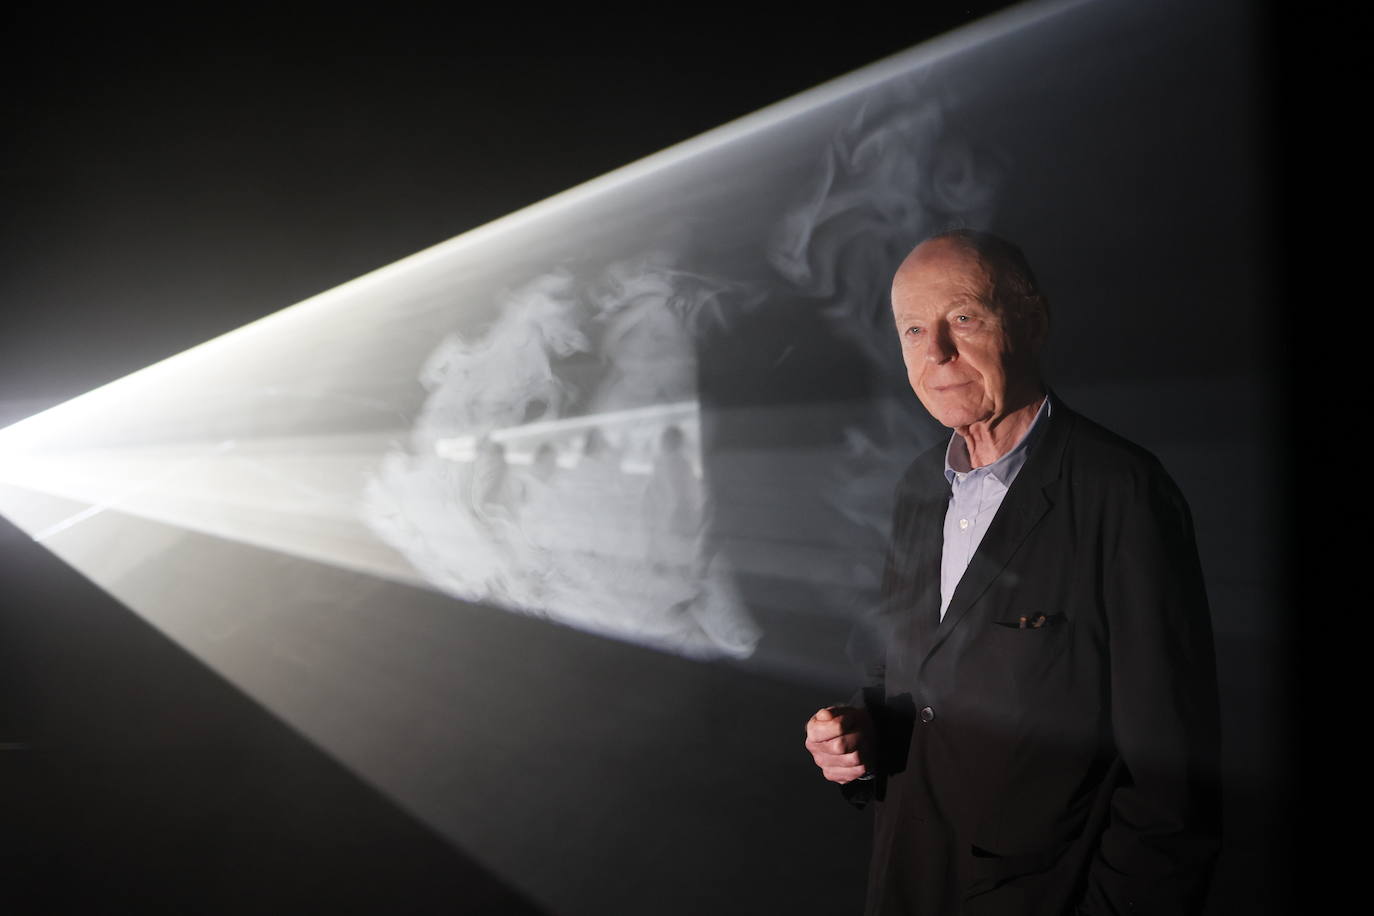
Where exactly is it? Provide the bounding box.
[927,405,984,430]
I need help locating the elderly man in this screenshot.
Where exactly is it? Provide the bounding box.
[804,230,1220,915]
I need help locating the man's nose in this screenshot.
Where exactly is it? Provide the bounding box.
[925,324,956,363]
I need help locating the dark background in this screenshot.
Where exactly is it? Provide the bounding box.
[1,3,1289,913]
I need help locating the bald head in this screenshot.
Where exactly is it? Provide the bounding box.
[895,229,1048,332]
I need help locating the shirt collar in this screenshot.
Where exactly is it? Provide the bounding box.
[943,395,1051,487]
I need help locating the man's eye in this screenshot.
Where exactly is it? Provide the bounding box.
[955,315,970,323]
[905,326,922,337]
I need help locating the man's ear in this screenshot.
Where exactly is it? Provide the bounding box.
[1026,299,1050,351]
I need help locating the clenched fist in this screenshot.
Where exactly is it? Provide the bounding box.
[804,705,874,784]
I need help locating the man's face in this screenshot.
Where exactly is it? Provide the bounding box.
[890,238,1042,430]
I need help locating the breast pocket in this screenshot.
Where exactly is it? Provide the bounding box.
[990,611,1068,630]
[984,613,1075,696]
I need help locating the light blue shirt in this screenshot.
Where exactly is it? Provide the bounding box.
[939,396,1051,621]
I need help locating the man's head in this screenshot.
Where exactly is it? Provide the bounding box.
[890,229,1048,430]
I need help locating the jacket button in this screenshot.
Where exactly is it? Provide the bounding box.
[919,706,935,723]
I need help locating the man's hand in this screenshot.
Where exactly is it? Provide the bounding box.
[804,705,874,784]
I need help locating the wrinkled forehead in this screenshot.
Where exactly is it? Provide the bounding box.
[891,239,996,304]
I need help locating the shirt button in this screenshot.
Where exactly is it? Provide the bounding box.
[920,706,935,723]
[959,518,969,530]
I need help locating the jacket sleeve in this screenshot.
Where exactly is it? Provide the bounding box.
[837,573,888,811]
[838,471,914,810]
[1080,460,1222,914]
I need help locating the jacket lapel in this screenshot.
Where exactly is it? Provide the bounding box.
[906,477,948,651]
[924,392,1075,660]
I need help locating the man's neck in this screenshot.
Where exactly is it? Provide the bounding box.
[955,391,1047,469]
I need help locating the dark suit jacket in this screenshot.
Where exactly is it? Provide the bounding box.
[845,392,1221,915]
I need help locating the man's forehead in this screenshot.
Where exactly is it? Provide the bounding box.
[900,237,987,275]
[893,242,993,298]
